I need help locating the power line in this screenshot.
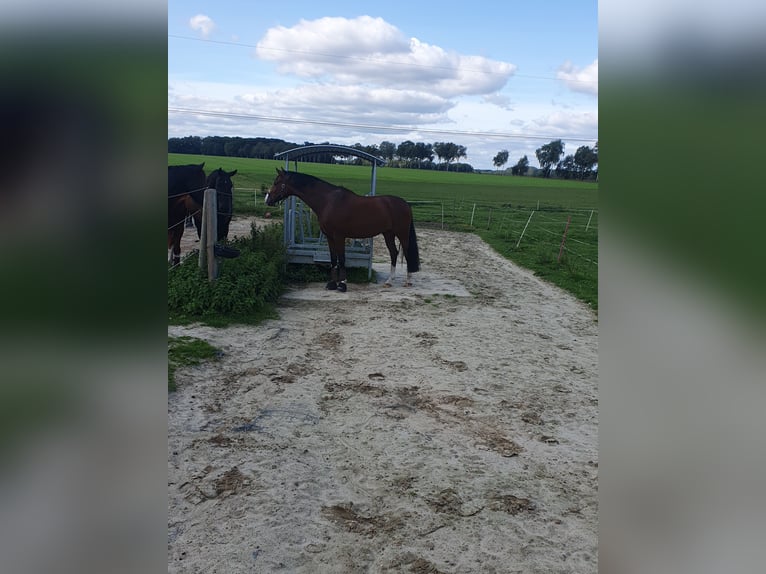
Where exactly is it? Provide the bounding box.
[168,34,597,86]
[168,106,597,143]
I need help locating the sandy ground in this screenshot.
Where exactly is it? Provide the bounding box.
[168,216,598,573]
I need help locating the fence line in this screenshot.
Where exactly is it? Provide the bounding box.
[566,236,595,247]
[170,189,597,274]
[562,245,598,265]
[168,186,208,200]
[168,208,202,231]
[438,202,598,269]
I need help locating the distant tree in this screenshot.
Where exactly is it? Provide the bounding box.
[224,139,245,157]
[493,149,509,170]
[455,144,467,165]
[535,139,565,178]
[396,140,417,166]
[413,142,434,167]
[556,155,576,179]
[201,136,225,156]
[364,143,380,158]
[573,145,598,180]
[510,155,529,176]
[379,141,396,162]
[168,136,202,154]
[433,142,453,169]
[450,162,474,173]
[433,142,466,171]
[592,140,598,181]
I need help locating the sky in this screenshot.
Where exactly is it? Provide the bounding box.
[168,1,598,171]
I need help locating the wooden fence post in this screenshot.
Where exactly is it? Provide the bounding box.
[199,188,218,281]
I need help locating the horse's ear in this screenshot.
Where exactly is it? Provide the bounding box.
[199,163,205,169]
[276,167,282,175]
[228,170,237,177]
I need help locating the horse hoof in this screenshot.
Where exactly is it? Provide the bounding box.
[337,282,347,293]
[404,282,413,287]
[326,281,337,290]
[383,282,392,288]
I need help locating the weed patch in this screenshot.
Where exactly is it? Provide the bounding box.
[168,336,220,391]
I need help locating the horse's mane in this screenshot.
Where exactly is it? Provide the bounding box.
[169,163,204,173]
[287,171,353,194]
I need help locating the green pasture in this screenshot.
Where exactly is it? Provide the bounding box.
[169,153,598,310]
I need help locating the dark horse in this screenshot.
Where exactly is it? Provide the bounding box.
[204,167,237,240]
[266,168,420,292]
[167,164,237,265]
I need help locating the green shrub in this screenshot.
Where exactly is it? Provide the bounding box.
[168,224,286,325]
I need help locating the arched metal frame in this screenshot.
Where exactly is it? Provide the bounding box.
[273,145,386,278]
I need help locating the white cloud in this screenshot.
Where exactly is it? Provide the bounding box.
[528,110,599,143]
[557,59,598,96]
[257,15,409,57]
[189,14,215,39]
[169,16,598,169]
[169,79,454,130]
[483,93,514,111]
[255,16,516,98]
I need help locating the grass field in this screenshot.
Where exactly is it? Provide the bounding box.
[169,153,598,310]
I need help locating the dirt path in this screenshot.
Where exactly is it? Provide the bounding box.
[168,217,598,573]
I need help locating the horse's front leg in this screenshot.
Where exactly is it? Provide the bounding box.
[326,245,338,290]
[168,230,182,266]
[336,245,347,292]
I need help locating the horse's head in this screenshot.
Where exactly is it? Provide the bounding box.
[207,168,237,240]
[265,168,291,206]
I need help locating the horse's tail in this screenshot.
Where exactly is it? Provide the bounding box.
[406,218,420,273]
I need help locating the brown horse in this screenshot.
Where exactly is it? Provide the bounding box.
[266,168,420,292]
[168,163,206,266]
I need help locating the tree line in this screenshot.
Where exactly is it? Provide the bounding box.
[493,139,598,180]
[169,135,597,179]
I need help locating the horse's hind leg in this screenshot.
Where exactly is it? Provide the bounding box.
[325,237,348,292]
[382,232,398,287]
[336,244,348,293]
[394,229,413,287]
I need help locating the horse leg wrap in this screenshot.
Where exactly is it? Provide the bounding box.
[384,264,396,286]
[336,266,347,292]
[326,266,338,290]
[169,248,181,266]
